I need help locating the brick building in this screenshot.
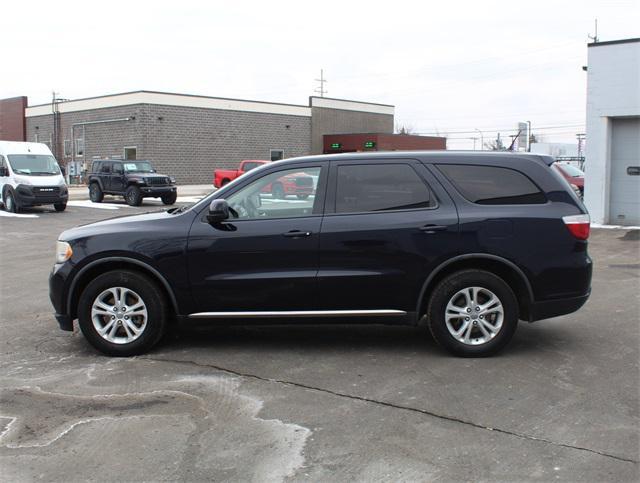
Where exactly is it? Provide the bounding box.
[11,91,394,184]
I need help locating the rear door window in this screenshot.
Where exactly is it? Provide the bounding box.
[335,163,436,213]
[437,164,546,205]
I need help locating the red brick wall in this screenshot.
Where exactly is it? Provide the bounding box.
[0,97,28,141]
[323,133,446,153]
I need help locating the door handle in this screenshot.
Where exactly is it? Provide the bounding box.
[419,224,447,233]
[282,230,312,238]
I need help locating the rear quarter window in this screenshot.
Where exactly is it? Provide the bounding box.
[437,164,546,205]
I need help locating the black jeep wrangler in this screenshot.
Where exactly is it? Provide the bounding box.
[87,160,177,206]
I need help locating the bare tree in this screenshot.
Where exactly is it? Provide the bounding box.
[395,124,415,135]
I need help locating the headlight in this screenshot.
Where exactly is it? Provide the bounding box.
[169,177,176,184]
[56,241,73,264]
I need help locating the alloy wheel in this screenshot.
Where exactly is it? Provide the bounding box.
[444,286,504,345]
[91,287,148,344]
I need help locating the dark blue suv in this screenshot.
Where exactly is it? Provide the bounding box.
[50,152,592,357]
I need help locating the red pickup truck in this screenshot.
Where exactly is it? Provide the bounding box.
[213,160,268,188]
[214,160,315,199]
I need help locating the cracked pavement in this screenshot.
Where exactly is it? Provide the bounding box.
[1,203,638,482]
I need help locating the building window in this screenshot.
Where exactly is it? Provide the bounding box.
[64,140,72,157]
[270,149,284,161]
[124,147,137,160]
[76,139,85,157]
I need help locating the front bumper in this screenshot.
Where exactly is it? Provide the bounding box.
[49,262,74,331]
[140,186,177,197]
[15,184,68,206]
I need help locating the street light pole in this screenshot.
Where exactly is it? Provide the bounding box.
[475,128,484,150]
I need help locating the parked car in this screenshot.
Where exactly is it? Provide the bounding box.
[50,151,592,357]
[0,141,68,212]
[214,160,268,187]
[87,160,177,206]
[553,162,584,197]
[214,159,315,199]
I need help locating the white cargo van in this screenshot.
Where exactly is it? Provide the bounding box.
[0,141,68,212]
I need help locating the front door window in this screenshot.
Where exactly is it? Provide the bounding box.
[226,166,321,220]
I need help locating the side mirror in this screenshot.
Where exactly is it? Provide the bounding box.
[207,199,230,224]
[0,166,7,177]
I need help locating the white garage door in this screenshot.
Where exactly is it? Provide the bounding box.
[609,118,640,226]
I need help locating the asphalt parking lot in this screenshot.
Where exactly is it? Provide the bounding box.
[0,199,638,482]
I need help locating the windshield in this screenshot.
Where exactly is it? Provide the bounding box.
[8,154,61,176]
[123,161,154,173]
[557,163,584,177]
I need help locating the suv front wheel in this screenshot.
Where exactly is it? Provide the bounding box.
[125,185,143,206]
[77,270,168,356]
[161,192,177,205]
[427,269,518,357]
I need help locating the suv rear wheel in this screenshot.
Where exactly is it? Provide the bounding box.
[77,270,168,356]
[125,185,142,206]
[427,269,518,357]
[89,183,103,203]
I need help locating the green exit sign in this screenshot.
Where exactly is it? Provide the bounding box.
[330,143,342,149]
[364,141,376,148]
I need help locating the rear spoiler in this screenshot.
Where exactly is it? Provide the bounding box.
[538,155,555,166]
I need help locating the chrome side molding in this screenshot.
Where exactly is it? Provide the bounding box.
[188,309,407,319]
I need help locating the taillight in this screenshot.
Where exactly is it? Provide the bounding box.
[563,214,590,240]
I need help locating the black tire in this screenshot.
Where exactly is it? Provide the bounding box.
[296,194,309,200]
[221,179,230,187]
[54,202,67,212]
[427,269,518,357]
[125,185,142,206]
[77,270,168,356]
[4,190,18,213]
[89,183,103,203]
[161,192,177,205]
[272,182,285,199]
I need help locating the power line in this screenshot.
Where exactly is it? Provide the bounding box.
[415,123,585,136]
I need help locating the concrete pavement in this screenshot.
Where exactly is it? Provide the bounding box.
[0,204,638,482]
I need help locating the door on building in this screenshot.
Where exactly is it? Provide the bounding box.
[609,118,640,225]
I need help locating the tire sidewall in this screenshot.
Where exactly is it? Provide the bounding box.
[89,183,103,202]
[428,270,518,357]
[5,189,17,213]
[78,270,167,356]
[161,192,177,205]
[125,186,142,206]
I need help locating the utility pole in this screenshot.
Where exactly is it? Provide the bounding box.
[474,128,484,150]
[314,69,328,97]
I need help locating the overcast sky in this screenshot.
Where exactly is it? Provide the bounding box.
[4,0,638,149]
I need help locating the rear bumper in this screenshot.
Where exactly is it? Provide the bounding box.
[529,290,591,322]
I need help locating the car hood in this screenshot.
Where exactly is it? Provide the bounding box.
[59,209,187,241]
